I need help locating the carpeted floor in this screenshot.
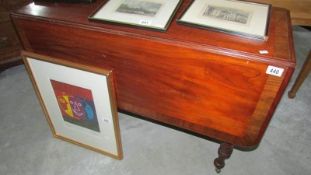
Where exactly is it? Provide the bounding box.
[0,26,310,175]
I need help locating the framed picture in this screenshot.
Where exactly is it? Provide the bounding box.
[89,0,182,31]
[33,0,95,3]
[22,51,123,160]
[178,0,271,40]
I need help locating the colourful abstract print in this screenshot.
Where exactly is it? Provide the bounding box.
[50,80,100,132]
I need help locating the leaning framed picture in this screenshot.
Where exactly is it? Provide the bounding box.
[22,51,123,160]
[89,0,182,31]
[178,0,271,40]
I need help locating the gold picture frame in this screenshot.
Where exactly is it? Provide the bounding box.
[22,51,123,160]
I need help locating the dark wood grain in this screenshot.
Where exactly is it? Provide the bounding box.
[0,0,31,70]
[214,143,234,173]
[11,0,296,148]
[12,0,295,65]
[288,51,311,98]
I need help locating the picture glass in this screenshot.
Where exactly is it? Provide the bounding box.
[202,5,252,25]
[179,0,270,39]
[51,80,100,132]
[89,0,181,30]
[22,53,123,159]
[116,1,162,17]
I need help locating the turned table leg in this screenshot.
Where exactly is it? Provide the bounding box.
[214,143,234,173]
[288,50,311,98]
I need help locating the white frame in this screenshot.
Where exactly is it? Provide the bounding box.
[89,0,182,31]
[178,0,270,39]
[22,51,123,159]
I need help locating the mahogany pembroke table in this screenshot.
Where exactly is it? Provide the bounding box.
[11,0,296,172]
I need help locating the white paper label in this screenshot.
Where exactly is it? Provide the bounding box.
[139,19,152,26]
[259,50,269,54]
[266,66,284,77]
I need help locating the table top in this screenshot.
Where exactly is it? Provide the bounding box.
[12,0,295,67]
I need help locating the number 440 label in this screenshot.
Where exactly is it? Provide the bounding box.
[266,65,284,77]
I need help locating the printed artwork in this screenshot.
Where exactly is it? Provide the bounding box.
[203,5,251,25]
[116,0,162,17]
[50,80,100,132]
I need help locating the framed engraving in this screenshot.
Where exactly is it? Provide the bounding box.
[89,0,182,31]
[22,51,123,159]
[178,0,270,39]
